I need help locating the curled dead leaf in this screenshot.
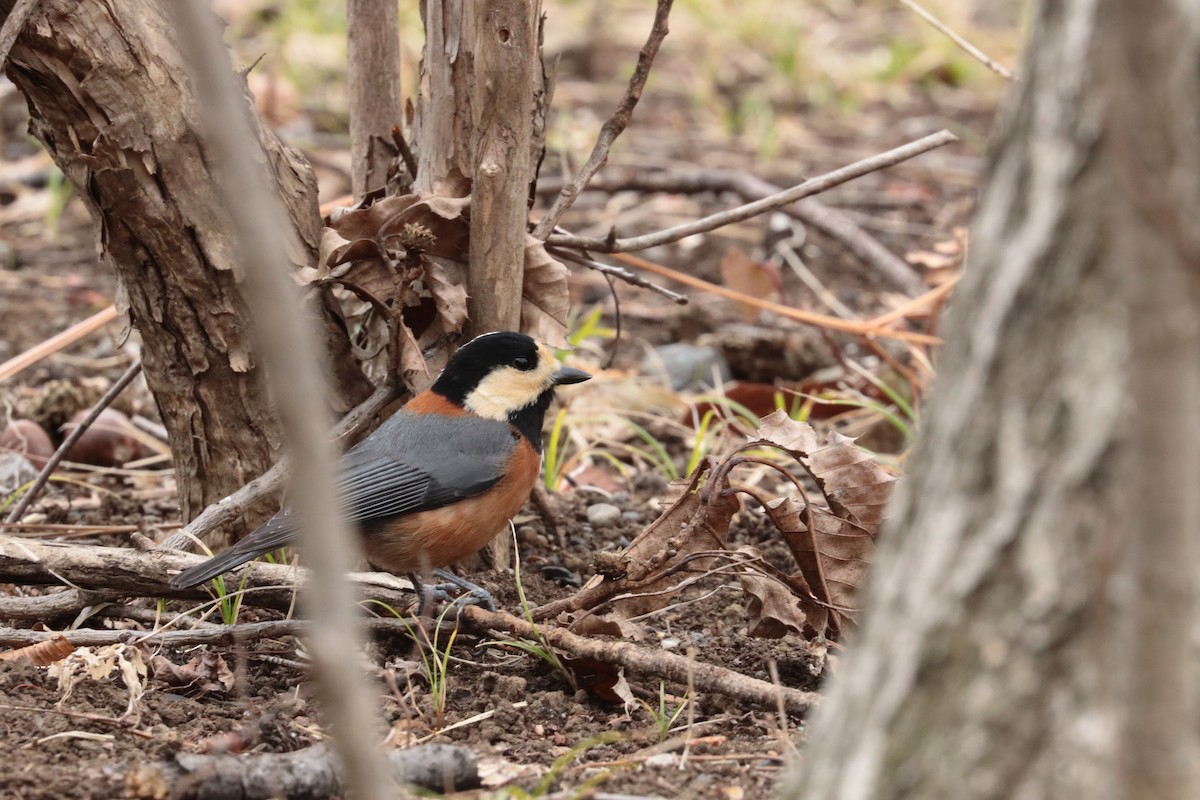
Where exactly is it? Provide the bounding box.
[561,411,894,642]
[0,633,75,666]
[523,237,570,346]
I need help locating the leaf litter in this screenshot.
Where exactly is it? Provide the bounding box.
[557,410,895,645]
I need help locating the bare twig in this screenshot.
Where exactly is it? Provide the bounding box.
[536,168,926,295]
[531,0,674,239]
[0,305,121,382]
[4,361,142,524]
[174,5,391,798]
[461,605,819,716]
[546,130,957,254]
[390,126,418,181]
[548,245,687,303]
[610,251,942,345]
[898,0,1016,81]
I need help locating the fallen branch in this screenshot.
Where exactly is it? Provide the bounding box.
[545,130,957,256]
[460,605,819,716]
[125,743,479,799]
[0,615,449,649]
[0,587,123,620]
[0,534,414,614]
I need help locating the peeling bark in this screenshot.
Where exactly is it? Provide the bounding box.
[4,1,369,543]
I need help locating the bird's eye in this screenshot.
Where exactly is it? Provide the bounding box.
[513,355,533,370]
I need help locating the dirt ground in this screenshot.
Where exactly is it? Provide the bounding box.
[0,2,1011,797]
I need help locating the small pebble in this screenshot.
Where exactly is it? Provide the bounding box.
[660,637,680,651]
[586,503,622,529]
[621,510,642,524]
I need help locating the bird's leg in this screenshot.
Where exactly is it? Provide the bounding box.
[430,568,496,611]
[407,571,439,619]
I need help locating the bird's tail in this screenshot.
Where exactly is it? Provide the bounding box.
[169,546,261,588]
[168,515,297,588]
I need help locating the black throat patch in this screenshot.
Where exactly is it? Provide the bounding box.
[507,388,556,452]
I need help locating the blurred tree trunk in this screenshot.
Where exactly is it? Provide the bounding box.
[412,0,548,336]
[784,1,1200,798]
[3,0,370,544]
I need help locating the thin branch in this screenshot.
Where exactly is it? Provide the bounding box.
[174,5,391,798]
[461,605,819,716]
[610,251,942,345]
[5,361,142,524]
[0,305,121,381]
[531,0,674,239]
[548,244,687,303]
[546,130,957,254]
[535,167,927,295]
[390,125,418,181]
[898,0,1016,81]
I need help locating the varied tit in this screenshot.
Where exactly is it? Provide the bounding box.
[168,331,591,596]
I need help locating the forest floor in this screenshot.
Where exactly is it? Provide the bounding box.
[0,2,1014,798]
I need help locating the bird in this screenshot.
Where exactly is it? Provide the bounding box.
[168,331,591,604]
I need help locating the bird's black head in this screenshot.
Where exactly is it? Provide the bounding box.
[432,331,590,449]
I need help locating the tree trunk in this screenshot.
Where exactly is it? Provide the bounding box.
[346,0,402,198]
[4,0,369,543]
[785,1,1200,798]
[412,0,547,335]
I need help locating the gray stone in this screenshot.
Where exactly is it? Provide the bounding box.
[586,502,623,528]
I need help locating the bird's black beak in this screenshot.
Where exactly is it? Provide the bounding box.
[551,366,592,386]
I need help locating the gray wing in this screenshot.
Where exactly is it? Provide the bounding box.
[168,413,517,587]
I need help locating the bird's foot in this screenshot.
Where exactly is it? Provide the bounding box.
[409,569,496,616]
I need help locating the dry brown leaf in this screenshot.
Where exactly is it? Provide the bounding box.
[565,611,646,641]
[560,412,893,642]
[720,247,783,321]
[752,410,895,630]
[0,634,74,666]
[611,667,638,717]
[738,571,806,638]
[149,651,236,695]
[567,459,740,630]
[757,411,896,528]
